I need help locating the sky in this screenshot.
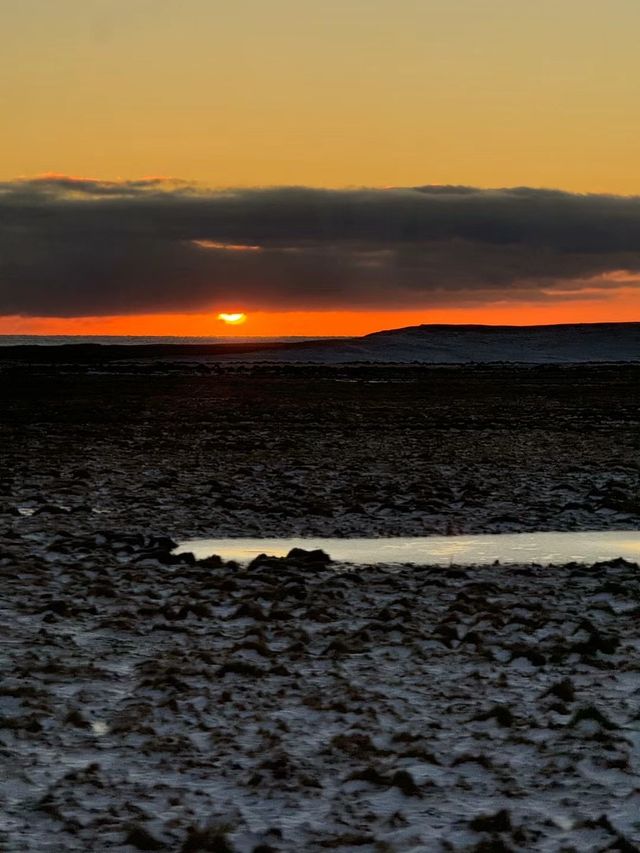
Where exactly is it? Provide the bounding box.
[1,0,640,335]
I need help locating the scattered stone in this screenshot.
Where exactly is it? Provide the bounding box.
[125,825,166,851]
[469,809,512,833]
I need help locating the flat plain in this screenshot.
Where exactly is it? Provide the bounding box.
[1,359,640,851]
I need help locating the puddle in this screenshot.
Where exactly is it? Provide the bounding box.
[175,531,640,566]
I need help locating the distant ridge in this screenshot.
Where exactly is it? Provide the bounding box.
[0,322,638,364]
[337,321,640,363]
[364,321,640,337]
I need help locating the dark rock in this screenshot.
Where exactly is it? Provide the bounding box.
[42,599,71,617]
[158,551,196,566]
[469,809,512,833]
[181,825,234,853]
[568,705,619,730]
[259,753,292,780]
[286,547,332,566]
[217,660,266,678]
[508,644,546,666]
[330,732,378,758]
[471,841,515,853]
[472,705,515,728]
[197,554,225,568]
[125,825,166,851]
[34,505,70,516]
[187,602,212,618]
[234,602,268,621]
[391,770,421,796]
[572,620,619,656]
[347,765,420,796]
[248,554,282,570]
[592,557,639,571]
[348,766,389,787]
[547,678,576,703]
[64,709,91,729]
[148,536,178,551]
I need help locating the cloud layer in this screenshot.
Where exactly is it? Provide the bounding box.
[1,176,640,316]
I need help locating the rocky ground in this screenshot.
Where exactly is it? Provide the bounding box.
[1,362,639,539]
[1,360,640,851]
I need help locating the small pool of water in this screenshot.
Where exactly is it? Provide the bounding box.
[175,531,640,566]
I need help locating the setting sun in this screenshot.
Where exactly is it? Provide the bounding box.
[217,312,247,326]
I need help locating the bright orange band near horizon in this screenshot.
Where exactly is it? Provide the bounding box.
[2,296,639,337]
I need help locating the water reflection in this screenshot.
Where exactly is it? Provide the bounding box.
[176,531,640,566]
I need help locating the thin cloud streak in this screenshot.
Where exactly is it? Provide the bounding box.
[1,178,639,317]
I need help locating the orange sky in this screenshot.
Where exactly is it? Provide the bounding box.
[3,1,640,334]
[3,294,639,337]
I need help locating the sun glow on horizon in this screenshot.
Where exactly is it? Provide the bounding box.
[218,312,247,326]
[2,296,640,339]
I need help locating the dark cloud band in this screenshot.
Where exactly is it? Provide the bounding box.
[1,177,639,316]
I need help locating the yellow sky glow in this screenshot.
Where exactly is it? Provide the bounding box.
[2,0,640,193]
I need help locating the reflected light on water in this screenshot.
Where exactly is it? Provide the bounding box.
[176,531,640,566]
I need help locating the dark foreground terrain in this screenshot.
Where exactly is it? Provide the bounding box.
[1,360,640,851]
[2,361,640,538]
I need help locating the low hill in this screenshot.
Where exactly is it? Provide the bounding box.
[350,322,640,363]
[238,322,640,363]
[0,322,637,363]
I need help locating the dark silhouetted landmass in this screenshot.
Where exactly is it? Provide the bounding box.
[0,322,638,363]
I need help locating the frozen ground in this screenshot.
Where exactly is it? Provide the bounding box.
[1,363,639,539]
[1,535,640,851]
[1,360,639,851]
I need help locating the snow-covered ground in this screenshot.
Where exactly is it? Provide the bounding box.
[1,534,639,851]
[2,361,639,851]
